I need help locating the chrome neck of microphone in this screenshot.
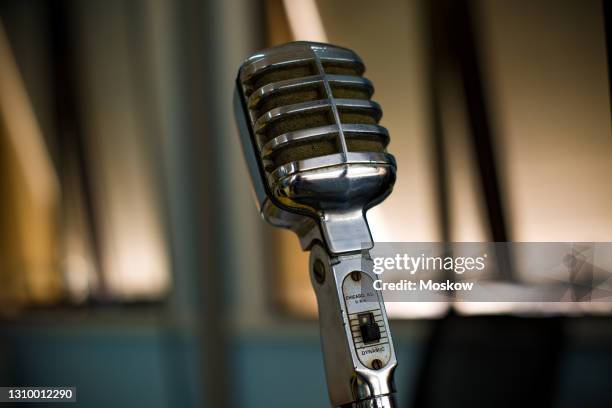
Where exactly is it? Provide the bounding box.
[234,41,398,408]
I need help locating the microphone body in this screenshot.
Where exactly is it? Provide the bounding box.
[234,41,398,408]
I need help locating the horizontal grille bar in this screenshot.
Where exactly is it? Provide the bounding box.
[240,44,363,84]
[269,151,396,182]
[254,99,382,132]
[261,124,389,158]
[248,74,373,109]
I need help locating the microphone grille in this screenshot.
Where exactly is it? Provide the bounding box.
[237,42,391,176]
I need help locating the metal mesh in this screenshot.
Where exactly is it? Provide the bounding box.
[238,42,390,172]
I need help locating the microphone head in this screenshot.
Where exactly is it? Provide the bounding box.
[234,41,396,254]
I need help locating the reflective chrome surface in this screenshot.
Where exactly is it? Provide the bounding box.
[239,44,360,84]
[254,99,381,135]
[309,245,397,407]
[234,41,396,254]
[344,396,397,408]
[248,74,373,110]
[260,124,389,158]
[233,41,398,407]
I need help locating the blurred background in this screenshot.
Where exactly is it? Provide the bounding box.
[0,0,611,407]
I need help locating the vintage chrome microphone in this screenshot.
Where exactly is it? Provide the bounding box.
[233,41,398,408]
